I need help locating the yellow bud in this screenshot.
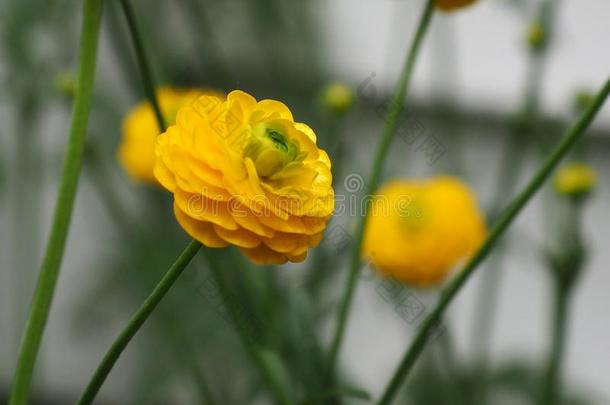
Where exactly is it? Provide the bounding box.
[320,82,354,114]
[527,22,546,51]
[554,163,596,198]
[54,71,76,98]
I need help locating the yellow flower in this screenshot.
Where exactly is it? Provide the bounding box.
[154,90,335,264]
[363,177,485,286]
[118,87,221,183]
[435,0,478,12]
[320,82,354,114]
[554,163,596,198]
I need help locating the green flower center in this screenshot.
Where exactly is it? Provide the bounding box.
[396,199,426,232]
[245,123,299,178]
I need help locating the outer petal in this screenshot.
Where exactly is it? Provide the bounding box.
[213,224,261,249]
[174,189,239,230]
[174,204,228,248]
[240,244,288,265]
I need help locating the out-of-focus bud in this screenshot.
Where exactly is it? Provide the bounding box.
[527,22,547,52]
[320,82,354,115]
[553,162,596,199]
[573,90,595,113]
[546,239,586,290]
[54,71,76,98]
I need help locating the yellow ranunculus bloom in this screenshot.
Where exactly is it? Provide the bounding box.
[554,163,596,198]
[363,177,485,286]
[118,87,222,183]
[435,0,478,12]
[154,90,335,264]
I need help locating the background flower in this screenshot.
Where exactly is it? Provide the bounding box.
[363,177,486,286]
[118,87,221,183]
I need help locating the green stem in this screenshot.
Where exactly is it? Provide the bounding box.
[84,142,217,404]
[205,250,293,405]
[327,0,435,376]
[377,77,610,405]
[76,240,202,405]
[473,2,562,399]
[119,0,166,131]
[540,283,570,405]
[8,1,104,403]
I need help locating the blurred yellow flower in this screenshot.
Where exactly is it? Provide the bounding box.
[554,162,596,198]
[155,90,335,264]
[320,82,354,114]
[435,0,478,12]
[363,177,485,286]
[118,87,221,183]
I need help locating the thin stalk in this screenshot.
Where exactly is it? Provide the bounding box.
[11,99,40,355]
[377,77,610,405]
[435,323,461,405]
[84,144,215,404]
[119,0,166,131]
[540,283,570,405]
[327,0,435,376]
[206,251,293,405]
[472,0,562,395]
[104,0,141,96]
[76,240,202,405]
[471,129,523,387]
[8,1,104,403]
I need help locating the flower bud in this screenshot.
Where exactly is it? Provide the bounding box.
[573,91,595,113]
[320,82,354,115]
[553,163,596,199]
[546,241,585,289]
[54,71,76,98]
[527,22,547,52]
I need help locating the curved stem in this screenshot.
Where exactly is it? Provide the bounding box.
[377,77,610,405]
[540,283,570,405]
[327,0,435,376]
[76,240,202,405]
[119,0,166,131]
[8,1,104,403]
